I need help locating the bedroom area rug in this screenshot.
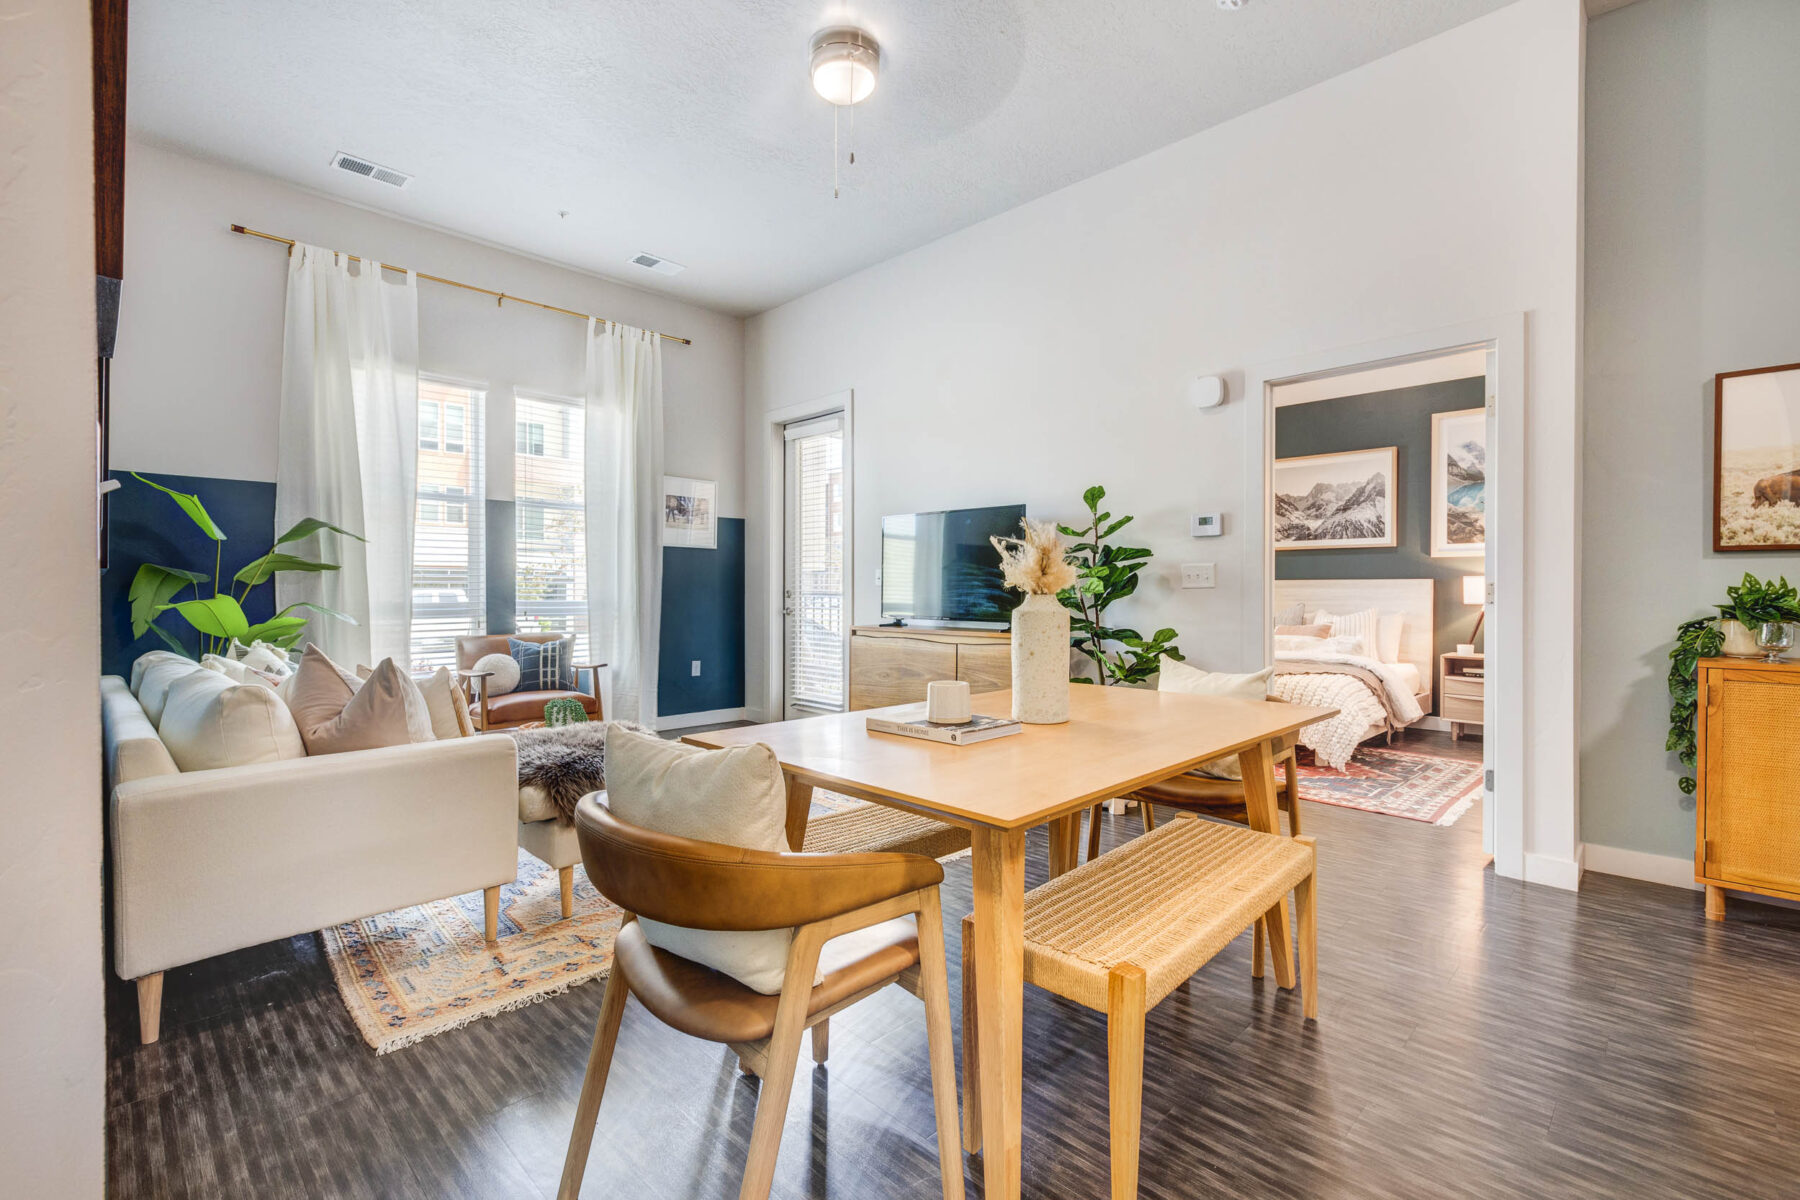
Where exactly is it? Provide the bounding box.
[1297,747,1481,826]
[322,849,623,1054]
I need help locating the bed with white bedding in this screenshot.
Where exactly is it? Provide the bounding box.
[1269,579,1434,768]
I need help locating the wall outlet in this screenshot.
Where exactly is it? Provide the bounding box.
[690,660,702,677]
[1180,563,1216,589]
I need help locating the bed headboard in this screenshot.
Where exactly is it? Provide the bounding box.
[1271,578,1436,707]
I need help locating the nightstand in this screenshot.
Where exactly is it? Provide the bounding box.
[1440,652,1485,740]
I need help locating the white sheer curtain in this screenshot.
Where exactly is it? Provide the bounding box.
[584,318,664,723]
[276,244,419,667]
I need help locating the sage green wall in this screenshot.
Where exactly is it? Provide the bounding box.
[1581,0,1800,860]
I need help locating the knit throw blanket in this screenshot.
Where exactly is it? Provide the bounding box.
[506,720,657,822]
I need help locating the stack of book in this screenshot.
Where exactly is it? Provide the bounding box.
[865,707,1023,746]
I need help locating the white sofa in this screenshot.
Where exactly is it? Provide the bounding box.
[101,668,518,1044]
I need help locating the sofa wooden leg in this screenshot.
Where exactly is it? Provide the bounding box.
[137,972,164,1045]
[484,885,501,943]
[559,865,575,919]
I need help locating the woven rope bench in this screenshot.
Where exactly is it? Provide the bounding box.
[962,815,1318,1200]
[802,802,972,860]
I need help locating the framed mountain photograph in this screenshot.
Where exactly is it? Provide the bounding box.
[1715,362,1800,552]
[1431,407,1487,557]
[1274,446,1398,551]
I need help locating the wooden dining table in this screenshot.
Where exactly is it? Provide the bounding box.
[684,684,1337,1200]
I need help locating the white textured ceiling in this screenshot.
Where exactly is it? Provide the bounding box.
[130,0,1517,315]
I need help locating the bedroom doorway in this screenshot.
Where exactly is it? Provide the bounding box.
[1246,317,1522,878]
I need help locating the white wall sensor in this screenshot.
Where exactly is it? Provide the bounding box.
[1191,513,1223,537]
[1189,375,1227,409]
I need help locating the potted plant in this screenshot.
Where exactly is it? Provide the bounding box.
[1666,573,1800,793]
[125,473,363,658]
[1056,485,1184,686]
[1715,572,1800,658]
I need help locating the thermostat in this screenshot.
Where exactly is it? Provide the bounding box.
[1190,512,1223,538]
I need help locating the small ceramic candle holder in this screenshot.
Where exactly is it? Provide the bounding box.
[926,680,973,725]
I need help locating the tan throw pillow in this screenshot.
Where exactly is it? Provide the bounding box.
[287,647,436,755]
[1158,659,1274,781]
[157,668,306,771]
[604,723,796,994]
[1274,623,1333,639]
[419,666,475,739]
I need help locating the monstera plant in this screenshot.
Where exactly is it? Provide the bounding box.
[1057,485,1184,685]
[126,473,363,659]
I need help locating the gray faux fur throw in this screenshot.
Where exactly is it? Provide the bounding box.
[506,720,657,822]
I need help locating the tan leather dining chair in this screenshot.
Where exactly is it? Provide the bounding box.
[557,796,966,1200]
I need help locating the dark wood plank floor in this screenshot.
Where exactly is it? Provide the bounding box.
[106,731,1800,1198]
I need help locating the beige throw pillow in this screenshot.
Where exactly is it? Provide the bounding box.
[420,666,475,739]
[137,657,209,727]
[157,668,306,771]
[288,647,435,755]
[604,724,796,994]
[1158,659,1274,781]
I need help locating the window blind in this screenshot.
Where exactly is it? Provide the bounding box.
[785,416,845,713]
[515,391,589,659]
[411,378,487,672]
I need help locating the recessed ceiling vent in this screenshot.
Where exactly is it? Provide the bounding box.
[629,252,685,277]
[330,151,412,189]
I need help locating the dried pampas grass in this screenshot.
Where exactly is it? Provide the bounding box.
[990,519,1078,595]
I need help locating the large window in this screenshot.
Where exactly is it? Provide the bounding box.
[411,378,486,671]
[514,391,587,656]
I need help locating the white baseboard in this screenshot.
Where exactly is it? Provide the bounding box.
[1523,847,1584,891]
[655,706,748,732]
[1580,843,1700,891]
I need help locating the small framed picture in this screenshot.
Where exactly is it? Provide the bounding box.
[1715,363,1800,552]
[663,475,717,549]
[1274,446,1398,551]
[1430,408,1487,558]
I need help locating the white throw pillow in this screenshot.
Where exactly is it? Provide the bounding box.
[1273,601,1307,627]
[1326,634,1370,657]
[418,666,475,739]
[130,650,189,696]
[157,667,307,771]
[1375,612,1405,665]
[1315,608,1380,659]
[604,724,797,994]
[1273,634,1329,655]
[138,657,209,727]
[472,652,520,696]
[1158,659,1273,781]
[240,642,293,678]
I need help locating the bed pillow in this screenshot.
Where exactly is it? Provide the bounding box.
[1275,623,1333,639]
[1274,634,1330,654]
[1375,612,1405,664]
[1315,608,1380,656]
[1273,601,1307,627]
[1158,660,1273,781]
[604,724,797,994]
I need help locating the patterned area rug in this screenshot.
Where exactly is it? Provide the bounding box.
[322,849,623,1054]
[1297,747,1481,826]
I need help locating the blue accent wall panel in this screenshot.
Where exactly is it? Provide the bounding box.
[1274,378,1486,713]
[659,518,746,717]
[102,471,278,677]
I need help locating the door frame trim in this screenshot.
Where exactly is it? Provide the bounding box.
[760,390,854,721]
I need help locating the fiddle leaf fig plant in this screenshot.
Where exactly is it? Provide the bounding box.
[1665,573,1800,794]
[1056,485,1184,685]
[125,472,364,659]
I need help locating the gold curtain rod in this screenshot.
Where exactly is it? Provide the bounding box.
[228,224,693,346]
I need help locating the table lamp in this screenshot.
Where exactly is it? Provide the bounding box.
[1461,574,1485,653]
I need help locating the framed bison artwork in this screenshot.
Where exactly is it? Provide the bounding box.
[1715,362,1800,551]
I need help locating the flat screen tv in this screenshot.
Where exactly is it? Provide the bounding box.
[880,504,1026,625]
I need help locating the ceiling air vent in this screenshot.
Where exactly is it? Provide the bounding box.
[629,252,685,276]
[330,151,412,189]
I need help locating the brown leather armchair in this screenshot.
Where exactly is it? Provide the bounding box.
[454,633,605,730]
[557,796,966,1200]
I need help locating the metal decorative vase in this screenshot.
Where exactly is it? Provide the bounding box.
[1011,592,1071,724]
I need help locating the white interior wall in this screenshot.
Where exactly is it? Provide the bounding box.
[0,1,105,1193]
[113,141,746,512]
[746,0,1587,884]
[1581,0,1800,884]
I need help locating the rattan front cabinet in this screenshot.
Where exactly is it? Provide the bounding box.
[1696,658,1800,921]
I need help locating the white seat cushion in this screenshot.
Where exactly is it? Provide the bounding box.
[156,668,307,772]
[603,724,796,994]
[1158,660,1273,781]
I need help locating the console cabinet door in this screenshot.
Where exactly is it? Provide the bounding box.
[955,643,1012,696]
[1702,666,1800,896]
[848,636,955,710]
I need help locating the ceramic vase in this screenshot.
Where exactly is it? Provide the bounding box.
[1719,618,1761,658]
[1011,592,1071,724]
